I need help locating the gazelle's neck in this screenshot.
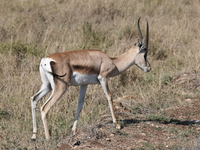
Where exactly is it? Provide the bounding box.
[111,47,138,77]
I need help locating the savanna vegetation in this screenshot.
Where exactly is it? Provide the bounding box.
[0,0,200,149]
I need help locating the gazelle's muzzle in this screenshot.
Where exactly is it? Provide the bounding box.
[136,61,151,72]
[143,66,151,72]
[143,62,151,72]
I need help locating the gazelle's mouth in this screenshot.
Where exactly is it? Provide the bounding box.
[135,63,151,72]
[144,67,151,72]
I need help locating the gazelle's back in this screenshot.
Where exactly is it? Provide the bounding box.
[46,49,115,83]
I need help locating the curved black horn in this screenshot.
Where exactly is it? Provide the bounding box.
[137,17,143,40]
[143,19,149,49]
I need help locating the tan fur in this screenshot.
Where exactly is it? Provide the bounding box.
[47,47,144,82]
[47,49,117,84]
[30,18,150,140]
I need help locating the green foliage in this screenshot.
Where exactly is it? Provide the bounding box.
[149,41,167,60]
[114,130,129,137]
[154,126,162,131]
[0,42,43,57]
[142,74,154,84]
[147,114,169,122]
[140,142,154,150]
[0,110,10,120]
[168,56,183,70]
[119,25,136,40]
[81,21,109,49]
[161,75,172,85]
[131,106,142,114]
[0,43,10,54]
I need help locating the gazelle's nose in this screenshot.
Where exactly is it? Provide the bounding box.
[144,67,151,72]
[144,63,151,72]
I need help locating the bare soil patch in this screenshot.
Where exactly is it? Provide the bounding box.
[54,95,200,150]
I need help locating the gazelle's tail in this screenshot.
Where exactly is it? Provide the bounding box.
[40,58,66,78]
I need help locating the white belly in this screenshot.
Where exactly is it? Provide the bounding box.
[70,72,99,86]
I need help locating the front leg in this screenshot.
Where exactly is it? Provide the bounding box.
[98,76,121,129]
[72,85,88,134]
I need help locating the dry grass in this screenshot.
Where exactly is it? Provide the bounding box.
[0,0,200,149]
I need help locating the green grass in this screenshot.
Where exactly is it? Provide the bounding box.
[146,114,169,122]
[140,142,154,150]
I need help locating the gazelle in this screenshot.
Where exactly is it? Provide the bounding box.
[30,17,150,140]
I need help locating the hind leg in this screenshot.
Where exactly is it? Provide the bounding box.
[31,83,52,140]
[40,81,68,140]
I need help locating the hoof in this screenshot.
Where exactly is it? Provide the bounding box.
[31,138,36,141]
[31,133,37,141]
[116,123,121,129]
[72,129,77,135]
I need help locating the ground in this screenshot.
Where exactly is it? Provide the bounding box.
[53,95,200,150]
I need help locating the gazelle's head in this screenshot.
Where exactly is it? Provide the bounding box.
[134,17,151,72]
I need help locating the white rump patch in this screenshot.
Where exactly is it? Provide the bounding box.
[39,57,56,90]
[40,58,56,73]
[71,72,99,86]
